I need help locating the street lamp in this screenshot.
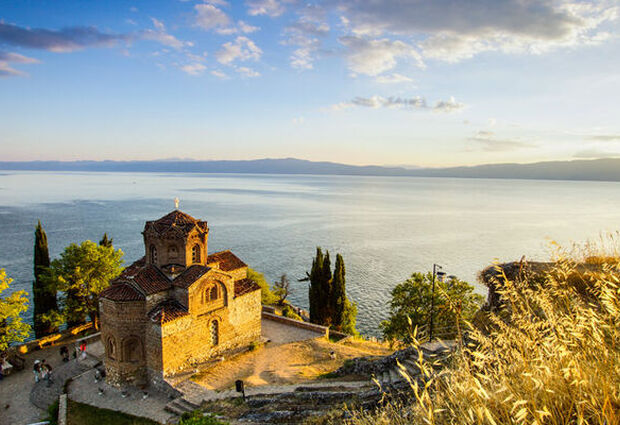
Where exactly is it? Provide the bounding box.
[429,264,446,342]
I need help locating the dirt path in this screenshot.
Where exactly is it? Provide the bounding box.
[193,336,392,391]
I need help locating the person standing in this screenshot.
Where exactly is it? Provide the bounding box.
[60,346,69,362]
[33,360,41,383]
[79,342,87,361]
[41,360,53,387]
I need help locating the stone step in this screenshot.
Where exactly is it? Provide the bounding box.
[380,370,391,386]
[401,359,421,377]
[164,402,187,416]
[388,367,400,384]
[241,408,332,424]
[178,398,200,410]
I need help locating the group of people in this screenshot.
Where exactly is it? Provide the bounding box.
[32,340,88,387]
[32,359,53,386]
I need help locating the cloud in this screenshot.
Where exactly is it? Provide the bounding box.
[238,21,260,34]
[0,22,129,52]
[339,36,424,76]
[211,69,229,79]
[433,96,465,113]
[194,3,231,31]
[247,0,286,17]
[468,131,535,152]
[180,62,207,75]
[216,36,262,64]
[331,95,465,113]
[587,134,620,142]
[0,51,40,77]
[336,0,619,62]
[375,73,414,84]
[141,18,189,49]
[216,20,261,35]
[0,21,192,55]
[236,66,260,77]
[574,148,620,158]
[283,18,329,70]
[0,51,39,64]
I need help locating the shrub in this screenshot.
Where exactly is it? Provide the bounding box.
[282,304,302,321]
[46,400,59,425]
[247,268,279,305]
[344,247,620,424]
[179,410,229,425]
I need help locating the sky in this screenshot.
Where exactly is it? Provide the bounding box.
[1,0,619,167]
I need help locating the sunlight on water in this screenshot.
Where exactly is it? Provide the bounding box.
[1,171,620,336]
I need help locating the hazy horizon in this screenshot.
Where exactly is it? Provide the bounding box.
[1,155,620,169]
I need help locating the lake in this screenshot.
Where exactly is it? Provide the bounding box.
[1,171,619,337]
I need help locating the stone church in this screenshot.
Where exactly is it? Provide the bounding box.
[99,209,262,388]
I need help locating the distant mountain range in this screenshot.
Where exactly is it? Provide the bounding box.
[1,157,620,182]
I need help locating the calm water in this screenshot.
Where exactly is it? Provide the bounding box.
[1,171,619,336]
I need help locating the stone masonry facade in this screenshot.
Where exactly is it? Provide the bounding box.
[99,210,262,388]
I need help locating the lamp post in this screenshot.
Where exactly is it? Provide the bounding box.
[429,264,446,342]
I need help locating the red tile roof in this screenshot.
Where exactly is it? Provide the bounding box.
[148,300,189,324]
[172,265,211,288]
[234,278,261,298]
[144,210,208,236]
[99,283,145,301]
[112,257,171,295]
[207,250,247,272]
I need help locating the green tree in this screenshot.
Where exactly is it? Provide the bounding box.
[319,251,333,325]
[380,272,484,343]
[341,298,358,336]
[247,268,278,305]
[272,274,290,305]
[0,269,30,352]
[33,220,58,338]
[45,241,123,329]
[331,254,346,328]
[303,248,358,333]
[303,247,325,324]
[99,233,113,248]
[331,254,358,334]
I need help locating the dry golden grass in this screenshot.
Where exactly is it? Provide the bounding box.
[343,245,620,425]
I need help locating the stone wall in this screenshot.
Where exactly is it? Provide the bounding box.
[261,312,328,337]
[159,289,261,376]
[99,298,148,387]
[143,227,208,268]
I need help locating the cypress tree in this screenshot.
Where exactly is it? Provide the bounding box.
[99,233,113,248]
[307,247,324,324]
[320,251,332,325]
[331,254,346,330]
[33,220,57,337]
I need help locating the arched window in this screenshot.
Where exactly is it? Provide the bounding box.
[210,320,219,346]
[122,336,143,363]
[106,336,116,360]
[150,245,157,264]
[191,244,201,263]
[209,286,218,301]
[168,245,178,259]
[203,285,218,303]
